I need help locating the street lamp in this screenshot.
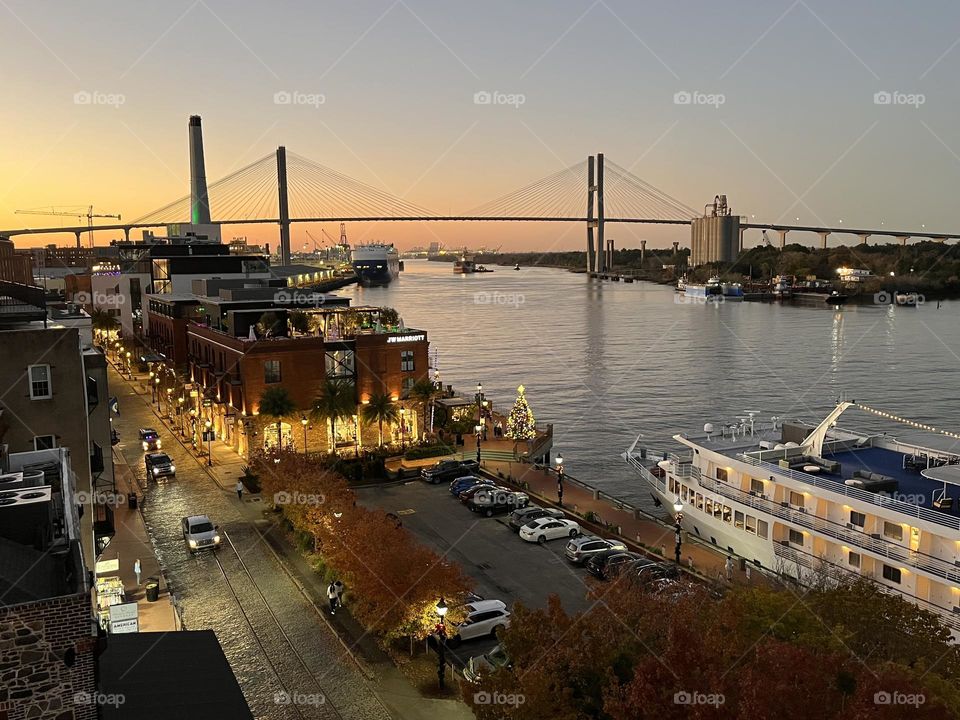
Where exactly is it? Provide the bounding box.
[204,419,213,466]
[165,387,173,418]
[399,407,407,450]
[125,351,131,376]
[435,597,448,691]
[673,498,684,564]
[178,397,185,435]
[556,453,564,506]
[149,371,156,402]
[474,423,482,464]
[154,376,161,411]
[301,416,309,455]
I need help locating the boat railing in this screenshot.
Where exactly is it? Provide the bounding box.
[772,543,960,633]
[693,469,960,584]
[737,454,960,532]
[624,455,667,493]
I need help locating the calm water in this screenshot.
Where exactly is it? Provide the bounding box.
[342,260,960,504]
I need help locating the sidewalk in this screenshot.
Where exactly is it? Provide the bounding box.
[97,447,180,632]
[480,458,763,587]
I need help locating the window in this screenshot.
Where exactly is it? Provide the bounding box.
[264,360,281,384]
[750,478,764,495]
[735,511,745,529]
[883,522,904,542]
[788,529,804,546]
[402,376,416,397]
[325,349,356,379]
[789,491,805,509]
[849,510,866,528]
[716,467,728,482]
[28,365,52,399]
[848,551,861,568]
[33,435,56,450]
[745,515,757,535]
[756,519,769,539]
[881,564,902,584]
[400,350,415,372]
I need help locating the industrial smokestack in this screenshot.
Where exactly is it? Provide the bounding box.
[189,115,211,224]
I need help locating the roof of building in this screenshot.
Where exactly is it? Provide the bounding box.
[268,263,332,277]
[98,630,253,719]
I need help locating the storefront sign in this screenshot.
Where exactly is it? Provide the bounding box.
[109,602,139,634]
[95,558,120,574]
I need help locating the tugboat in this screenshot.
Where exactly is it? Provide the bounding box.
[825,290,848,305]
[514,263,520,271]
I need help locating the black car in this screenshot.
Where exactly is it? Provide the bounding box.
[145,452,176,479]
[466,487,529,517]
[507,505,565,532]
[421,459,480,484]
[586,551,644,580]
[629,561,680,588]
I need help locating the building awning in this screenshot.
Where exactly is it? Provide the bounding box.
[98,630,253,719]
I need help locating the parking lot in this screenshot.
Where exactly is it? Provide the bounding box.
[355,478,598,664]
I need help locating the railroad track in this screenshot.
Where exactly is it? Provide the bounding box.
[213,530,344,720]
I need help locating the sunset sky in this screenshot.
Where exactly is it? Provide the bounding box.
[2,1,960,251]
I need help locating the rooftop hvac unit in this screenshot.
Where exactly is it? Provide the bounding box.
[0,487,53,547]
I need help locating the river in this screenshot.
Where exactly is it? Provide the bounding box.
[340,260,960,504]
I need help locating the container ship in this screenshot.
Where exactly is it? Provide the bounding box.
[351,243,400,286]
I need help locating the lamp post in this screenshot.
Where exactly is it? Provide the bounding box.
[399,407,407,450]
[673,498,684,565]
[149,371,155,402]
[301,416,309,454]
[556,453,564,506]
[165,387,173,418]
[154,376,161,411]
[204,419,213,466]
[125,351,131,377]
[178,396,185,435]
[475,423,482,464]
[435,597,448,691]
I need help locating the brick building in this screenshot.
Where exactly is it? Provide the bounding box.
[0,237,34,285]
[144,282,430,456]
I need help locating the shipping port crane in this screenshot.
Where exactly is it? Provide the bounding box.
[15,206,121,248]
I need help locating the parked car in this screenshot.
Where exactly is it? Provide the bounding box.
[585,550,643,579]
[564,535,627,564]
[467,487,529,516]
[629,561,680,587]
[605,556,657,580]
[449,475,493,497]
[145,452,176,479]
[181,515,221,553]
[463,644,511,683]
[507,505,565,531]
[448,600,510,645]
[518,517,581,544]
[459,484,497,503]
[422,459,481,484]
[139,428,161,452]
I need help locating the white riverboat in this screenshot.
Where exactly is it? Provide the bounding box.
[623,402,960,636]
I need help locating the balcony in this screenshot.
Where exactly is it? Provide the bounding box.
[90,442,105,474]
[773,542,960,633]
[692,466,960,585]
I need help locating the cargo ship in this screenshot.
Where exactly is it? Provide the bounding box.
[351,243,400,286]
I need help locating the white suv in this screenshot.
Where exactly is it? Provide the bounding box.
[181,515,221,553]
[449,600,511,644]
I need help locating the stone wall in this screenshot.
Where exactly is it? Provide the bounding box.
[0,593,97,720]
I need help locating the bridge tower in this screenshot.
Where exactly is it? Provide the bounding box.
[596,153,606,274]
[586,156,596,273]
[585,153,607,274]
[277,146,291,266]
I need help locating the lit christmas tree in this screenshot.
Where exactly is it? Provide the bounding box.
[506,385,536,440]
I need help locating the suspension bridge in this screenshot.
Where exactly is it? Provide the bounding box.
[2,119,954,271]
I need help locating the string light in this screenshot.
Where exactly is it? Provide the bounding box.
[856,404,960,441]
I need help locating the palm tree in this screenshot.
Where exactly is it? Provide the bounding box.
[311,379,356,454]
[259,386,296,450]
[361,393,399,447]
[409,378,437,439]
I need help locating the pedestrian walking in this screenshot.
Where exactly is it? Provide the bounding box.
[557,481,564,507]
[327,581,339,615]
[725,555,734,581]
[334,580,344,606]
[236,480,243,501]
[745,564,752,582]
[134,558,142,586]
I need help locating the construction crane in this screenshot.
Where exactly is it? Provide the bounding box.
[305,229,323,253]
[15,205,121,248]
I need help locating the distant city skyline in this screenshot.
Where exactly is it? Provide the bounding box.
[3,1,960,251]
